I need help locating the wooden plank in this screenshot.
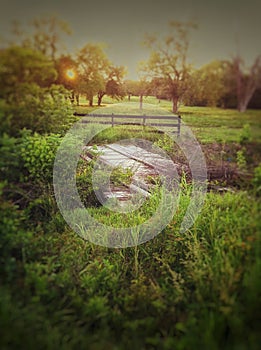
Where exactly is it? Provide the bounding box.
[132,177,150,192]
[106,144,175,172]
[82,145,153,200]
[76,113,179,120]
[81,143,180,202]
[74,113,179,120]
[112,114,114,127]
[111,115,179,120]
[177,115,181,135]
[106,144,156,170]
[81,120,112,124]
[146,123,179,127]
[76,113,181,135]
[108,121,178,126]
[129,183,150,198]
[82,121,179,127]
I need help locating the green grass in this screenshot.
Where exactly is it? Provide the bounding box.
[1,187,260,349]
[74,96,261,143]
[179,106,261,143]
[1,97,261,349]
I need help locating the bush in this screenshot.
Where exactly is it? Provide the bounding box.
[0,84,76,136]
[236,148,247,171]
[0,133,22,183]
[19,132,61,183]
[252,164,261,194]
[239,123,252,144]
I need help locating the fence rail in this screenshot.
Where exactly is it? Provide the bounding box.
[74,113,181,135]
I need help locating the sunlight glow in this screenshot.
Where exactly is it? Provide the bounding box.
[66,69,76,79]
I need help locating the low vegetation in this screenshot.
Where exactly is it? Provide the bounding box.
[1,96,260,349]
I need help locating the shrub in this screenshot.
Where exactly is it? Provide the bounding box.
[236,148,247,171]
[239,123,252,144]
[0,133,22,183]
[19,132,62,183]
[252,163,261,194]
[0,84,76,136]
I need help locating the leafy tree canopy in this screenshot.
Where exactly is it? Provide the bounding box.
[141,21,196,113]
[0,46,57,102]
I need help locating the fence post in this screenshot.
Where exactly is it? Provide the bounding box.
[177,115,181,136]
[112,113,114,127]
[143,115,146,128]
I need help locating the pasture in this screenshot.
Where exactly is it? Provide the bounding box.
[75,96,261,143]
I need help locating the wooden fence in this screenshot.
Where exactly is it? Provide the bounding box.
[74,113,181,136]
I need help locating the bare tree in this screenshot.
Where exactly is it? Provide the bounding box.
[141,21,196,113]
[233,55,261,112]
[9,16,71,61]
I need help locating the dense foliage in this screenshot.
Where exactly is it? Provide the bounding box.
[0,46,76,136]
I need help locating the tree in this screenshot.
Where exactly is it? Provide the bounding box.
[0,83,73,136]
[141,21,196,113]
[0,46,73,136]
[123,79,151,108]
[9,16,71,61]
[97,65,126,106]
[0,46,57,102]
[123,80,139,101]
[248,87,261,109]
[56,55,80,104]
[136,79,151,110]
[150,77,168,100]
[77,44,110,106]
[184,60,228,107]
[231,55,261,112]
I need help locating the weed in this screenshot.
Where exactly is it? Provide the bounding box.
[252,163,261,194]
[239,123,252,144]
[236,148,247,171]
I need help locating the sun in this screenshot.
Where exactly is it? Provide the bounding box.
[66,69,76,79]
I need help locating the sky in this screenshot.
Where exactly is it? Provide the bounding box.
[0,0,260,79]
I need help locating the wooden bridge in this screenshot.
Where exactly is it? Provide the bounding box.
[81,142,181,203]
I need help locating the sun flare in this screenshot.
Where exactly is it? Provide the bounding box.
[66,69,76,79]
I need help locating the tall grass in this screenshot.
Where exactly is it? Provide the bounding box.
[1,178,260,349]
[1,100,260,349]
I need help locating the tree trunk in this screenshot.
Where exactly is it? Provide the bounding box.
[70,91,75,104]
[128,93,131,102]
[234,55,261,112]
[139,94,143,110]
[172,97,178,113]
[238,85,257,112]
[98,95,102,106]
[89,96,93,107]
[97,91,105,106]
[76,93,79,106]
[238,98,250,113]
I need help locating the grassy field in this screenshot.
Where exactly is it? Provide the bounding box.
[1,98,261,349]
[75,96,261,143]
